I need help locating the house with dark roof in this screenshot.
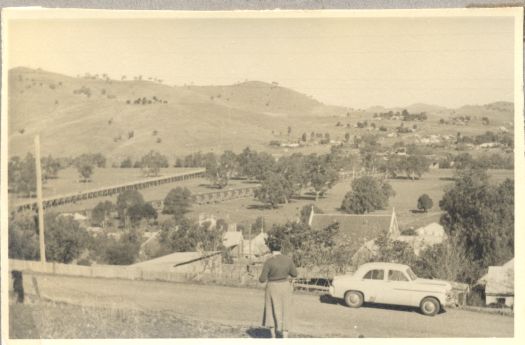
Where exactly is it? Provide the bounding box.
[308,207,399,254]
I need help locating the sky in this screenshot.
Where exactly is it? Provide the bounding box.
[7,15,516,108]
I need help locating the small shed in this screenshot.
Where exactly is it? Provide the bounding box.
[478,259,514,307]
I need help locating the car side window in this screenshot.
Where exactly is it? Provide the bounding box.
[363,269,384,280]
[388,270,409,281]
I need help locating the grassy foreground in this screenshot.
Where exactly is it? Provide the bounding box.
[9,298,312,339]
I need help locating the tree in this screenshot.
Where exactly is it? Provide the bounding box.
[266,220,340,274]
[305,154,339,201]
[8,211,39,260]
[404,154,429,180]
[104,230,142,265]
[368,230,417,267]
[205,151,238,188]
[91,201,115,227]
[301,133,307,142]
[126,202,157,227]
[120,157,133,168]
[439,169,514,282]
[42,155,61,181]
[140,150,169,177]
[76,162,94,182]
[276,153,308,196]
[163,187,192,221]
[116,190,145,227]
[240,150,275,181]
[8,154,36,197]
[237,147,257,178]
[299,204,323,224]
[255,172,294,208]
[159,217,225,254]
[44,212,90,263]
[417,194,433,212]
[341,176,395,214]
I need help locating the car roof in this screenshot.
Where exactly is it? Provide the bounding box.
[358,262,410,270]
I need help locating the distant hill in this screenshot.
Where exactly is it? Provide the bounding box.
[366,101,513,123]
[8,68,347,160]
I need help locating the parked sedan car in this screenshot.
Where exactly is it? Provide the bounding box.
[329,262,456,316]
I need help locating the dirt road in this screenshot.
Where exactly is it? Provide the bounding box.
[20,273,513,338]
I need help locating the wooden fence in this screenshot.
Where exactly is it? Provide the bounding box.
[12,168,205,213]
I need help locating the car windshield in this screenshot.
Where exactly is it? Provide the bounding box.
[406,268,417,280]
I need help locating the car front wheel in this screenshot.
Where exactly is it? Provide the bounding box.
[344,291,364,308]
[420,297,440,316]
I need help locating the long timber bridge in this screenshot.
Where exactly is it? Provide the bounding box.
[12,168,205,213]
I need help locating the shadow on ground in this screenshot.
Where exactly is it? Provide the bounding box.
[246,327,272,338]
[246,204,273,210]
[319,294,445,315]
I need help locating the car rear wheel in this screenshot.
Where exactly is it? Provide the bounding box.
[420,297,440,316]
[344,291,364,308]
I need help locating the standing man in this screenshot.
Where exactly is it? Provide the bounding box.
[259,240,297,338]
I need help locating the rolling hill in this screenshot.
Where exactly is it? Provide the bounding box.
[8,67,514,162]
[8,67,348,160]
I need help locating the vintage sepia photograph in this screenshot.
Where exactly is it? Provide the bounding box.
[1,6,523,341]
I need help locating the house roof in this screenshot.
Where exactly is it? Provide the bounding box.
[478,259,514,296]
[486,265,514,296]
[223,231,243,248]
[310,213,393,252]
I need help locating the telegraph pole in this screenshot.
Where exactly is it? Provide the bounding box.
[34,135,46,264]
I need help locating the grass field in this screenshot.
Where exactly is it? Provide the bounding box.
[9,167,252,213]
[9,167,513,230]
[189,168,514,229]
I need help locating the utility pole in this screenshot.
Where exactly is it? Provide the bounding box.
[34,135,46,264]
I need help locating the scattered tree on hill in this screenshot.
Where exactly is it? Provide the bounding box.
[341,176,395,214]
[417,194,433,212]
[481,117,490,125]
[163,187,192,221]
[74,153,106,168]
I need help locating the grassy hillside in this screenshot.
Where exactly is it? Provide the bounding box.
[8,67,514,162]
[8,68,347,160]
